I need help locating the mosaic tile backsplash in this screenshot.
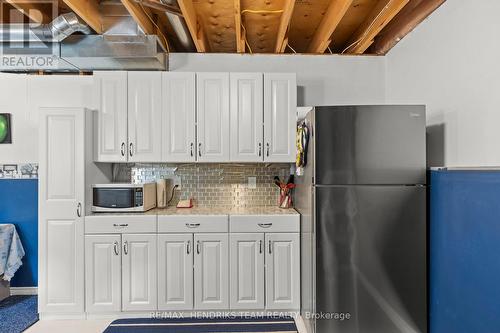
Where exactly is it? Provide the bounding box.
[113,163,294,208]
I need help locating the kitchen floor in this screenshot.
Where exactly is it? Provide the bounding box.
[25,317,308,333]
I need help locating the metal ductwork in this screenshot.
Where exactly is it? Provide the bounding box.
[159,0,195,51]
[0,13,91,42]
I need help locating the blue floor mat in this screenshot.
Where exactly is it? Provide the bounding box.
[0,295,39,333]
[104,316,298,333]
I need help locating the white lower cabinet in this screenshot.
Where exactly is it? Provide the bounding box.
[85,235,121,313]
[194,233,229,309]
[122,234,158,311]
[230,233,265,309]
[158,234,194,310]
[83,215,299,314]
[265,233,300,310]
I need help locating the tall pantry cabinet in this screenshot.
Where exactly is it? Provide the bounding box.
[38,107,85,315]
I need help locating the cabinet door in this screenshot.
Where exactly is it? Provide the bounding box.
[230,233,264,310]
[38,107,85,314]
[158,234,194,310]
[128,72,162,162]
[85,235,121,313]
[230,73,264,162]
[162,72,196,162]
[196,73,230,162]
[93,71,128,162]
[194,233,229,309]
[265,233,300,310]
[122,234,157,311]
[264,73,297,162]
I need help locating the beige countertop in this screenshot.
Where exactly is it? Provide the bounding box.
[88,206,298,217]
[148,206,298,216]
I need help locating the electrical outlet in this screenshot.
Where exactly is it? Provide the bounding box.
[248,176,257,189]
[171,176,182,189]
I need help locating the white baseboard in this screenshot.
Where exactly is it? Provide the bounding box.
[10,287,38,295]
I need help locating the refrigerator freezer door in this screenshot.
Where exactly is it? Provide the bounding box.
[315,185,427,333]
[315,105,426,185]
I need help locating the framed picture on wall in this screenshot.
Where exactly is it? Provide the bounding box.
[0,113,11,144]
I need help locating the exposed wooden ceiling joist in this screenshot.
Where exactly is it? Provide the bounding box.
[121,0,168,50]
[5,0,53,23]
[177,0,208,52]
[234,0,244,52]
[61,0,103,33]
[307,0,353,53]
[343,0,410,54]
[274,0,294,53]
[369,0,446,55]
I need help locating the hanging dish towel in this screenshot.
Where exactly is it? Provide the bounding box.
[0,224,25,281]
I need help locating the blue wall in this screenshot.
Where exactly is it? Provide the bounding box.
[430,171,500,332]
[0,179,37,287]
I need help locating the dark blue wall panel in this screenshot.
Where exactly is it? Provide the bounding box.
[430,171,500,333]
[0,179,37,287]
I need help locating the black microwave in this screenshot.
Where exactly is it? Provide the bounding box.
[91,183,156,212]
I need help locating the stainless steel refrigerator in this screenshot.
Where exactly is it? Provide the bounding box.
[295,105,427,333]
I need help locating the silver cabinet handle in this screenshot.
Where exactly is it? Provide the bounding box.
[198,142,202,157]
[121,142,125,156]
[123,240,128,255]
[186,223,200,228]
[258,142,262,157]
[113,223,129,228]
[77,202,82,217]
[190,142,194,157]
[196,240,201,254]
[258,223,272,228]
[187,240,191,254]
[129,143,133,157]
[266,143,270,157]
[259,240,263,254]
[113,241,119,256]
[268,240,272,254]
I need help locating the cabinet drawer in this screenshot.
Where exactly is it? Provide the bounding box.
[85,215,157,234]
[158,215,228,233]
[230,215,299,233]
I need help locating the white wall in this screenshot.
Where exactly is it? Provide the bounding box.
[386,1,500,167]
[0,73,94,163]
[169,53,386,107]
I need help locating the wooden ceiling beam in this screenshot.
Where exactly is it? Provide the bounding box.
[369,0,446,55]
[344,0,410,54]
[5,0,52,23]
[274,0,295,53]
[307,0,353,54]
[234,0,244,52]
[61,0,103,33]
[121,0,168,50]
[177,0,208,52]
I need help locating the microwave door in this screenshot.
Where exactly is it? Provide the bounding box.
[93,188,135,209]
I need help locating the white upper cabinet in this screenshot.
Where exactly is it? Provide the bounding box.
[85,234,122,313]
[194,233,229,309]
[93,71,128,162]
[230,73,264,162]
[122,234,157,311]
[38,107,85,314]
[265,233,300,310]
[196,73,230,162]
[128,72,162,162]
[264,73,297,162]
[162,72,196,162]
[230,233,265,310]
[158,233,194,310]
